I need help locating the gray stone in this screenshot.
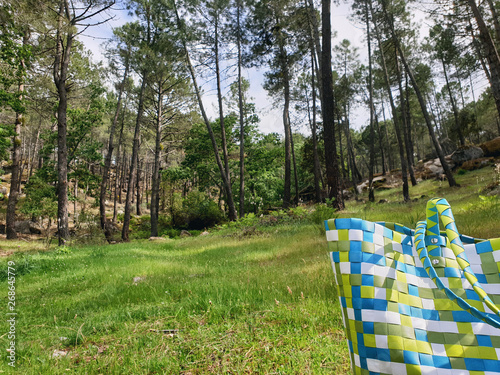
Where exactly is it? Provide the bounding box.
[451,146,484,165]
[180,230,191,238]
[149,236,171,241]
[14,220,42,234]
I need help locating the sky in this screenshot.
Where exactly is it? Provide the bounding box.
[77,1,489,136]
[77,1,368,136]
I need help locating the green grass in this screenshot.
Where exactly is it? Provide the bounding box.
[1,166,499,374]
[0,224,349,374]
[342,166,500,239]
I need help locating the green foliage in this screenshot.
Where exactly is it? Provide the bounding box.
[0,5,31,113]
[20,175,57,221]
[310,204,339,225]
[0,5,32,165]
[0,124,14,162]
[176,190,224,230]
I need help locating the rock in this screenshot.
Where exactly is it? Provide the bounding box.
[423,158,444,178]
[461,157,494,171]
[342,188,354,200]
[149,236,171,241]
[444,155,456,169]
[480,137,500,156]
[487,186,500,197]
[451,146,484,164]
[180,230,191,238]
[200,231,209,236]
[133,276,144,284]
[52,350,68,358]
[0,187,7,195]
[14,220,42,235]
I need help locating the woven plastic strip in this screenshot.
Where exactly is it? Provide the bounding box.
[425,198,500,323]
[325,200,500,374]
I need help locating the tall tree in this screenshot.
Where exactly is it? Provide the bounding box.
[321,0,344,209]
[100,27,132,242]
[467,0,500,119]
[246,0,308,208]
[173,0,238,220]
[379,0,457,187]
[1,4,32,239]
[370,0,410,201]
[122,0,173,240]
[52,0,113,245]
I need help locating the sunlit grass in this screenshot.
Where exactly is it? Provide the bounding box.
[1,166,499,374]
[342,166,500,239]
[0,224,349,374]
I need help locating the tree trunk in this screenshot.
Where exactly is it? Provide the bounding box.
[371,1,409,202]
[374,109,387,175]
[338,108,346,183]
[396,43,458,187]
[214,12,232,190]
[113,101,127,223]
[365,0,375,202]
[276,31,293,209]
[343,119,358,200]
[237,0,245,218]
[291,132,299,205]
[122,76,147,241]
[53,2,73,245]
[486,0,500,43]
[380,102,393,171]
[6,34,27,239]
[467,0,500,119]
[136,150,142,216]
[321,0,344,210]
[394,51,417,187]
[151,91,162,238]
[100,59,129,242]
[173,0,237,221]
[310,47,322,202]
[442,59,465,146]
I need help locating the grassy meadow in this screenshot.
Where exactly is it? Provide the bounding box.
[1,166,499,374]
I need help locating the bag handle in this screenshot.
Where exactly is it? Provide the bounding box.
[414,198,500,327]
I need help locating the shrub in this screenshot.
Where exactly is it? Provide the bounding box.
[310,204,338,225]
[172,190,224,230]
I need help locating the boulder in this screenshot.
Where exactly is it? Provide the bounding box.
[451,146,484,165]
[149,236,172,241]
[200,231,210,236]
[423,158,444,178]
[180,230,191,238]
[479,137,500,157]
[14,220,42,235]
[460,157,494,171]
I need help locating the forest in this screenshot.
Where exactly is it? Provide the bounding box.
[1,0,500,245]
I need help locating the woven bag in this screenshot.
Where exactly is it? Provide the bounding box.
[325,198,500,374]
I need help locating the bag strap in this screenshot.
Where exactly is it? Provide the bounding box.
[414,197,500,327]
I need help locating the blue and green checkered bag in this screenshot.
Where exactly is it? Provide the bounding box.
[325,198,500,374]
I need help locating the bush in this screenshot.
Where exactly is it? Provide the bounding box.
[173,190,224,230]
[159,227,181,238]
[309,204,338,225]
